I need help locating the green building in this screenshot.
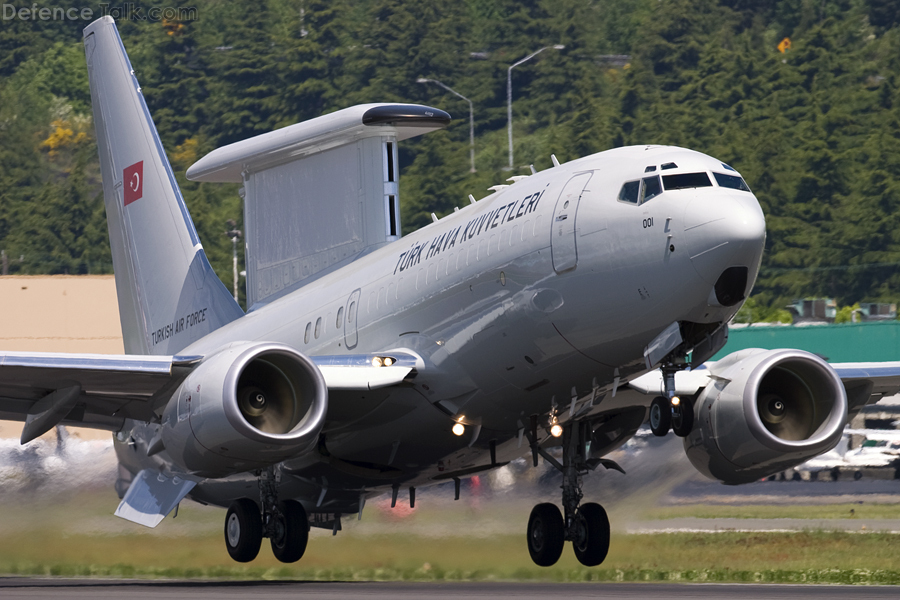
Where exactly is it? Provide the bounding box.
[713,321,900,363]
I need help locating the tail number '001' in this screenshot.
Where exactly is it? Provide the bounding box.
[643,217,654,229]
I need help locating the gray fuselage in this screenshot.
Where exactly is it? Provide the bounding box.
[117,144,766,512]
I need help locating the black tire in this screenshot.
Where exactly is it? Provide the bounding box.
[271,500,309,563]
[527,503,565,567]
[225,499,262,563]
[671,398,694,437]
[649,396,671,437]
[572,502,610,567]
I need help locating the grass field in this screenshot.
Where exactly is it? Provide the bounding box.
[643,503,900,521]
[3,488,900,584]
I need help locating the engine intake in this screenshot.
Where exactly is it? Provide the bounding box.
[684,348,847,484]
[161,342,327,477]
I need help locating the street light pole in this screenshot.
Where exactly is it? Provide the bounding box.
[507,45,565,170]
[417,78,476,173]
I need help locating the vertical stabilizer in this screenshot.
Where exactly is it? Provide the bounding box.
[84,17,243,355]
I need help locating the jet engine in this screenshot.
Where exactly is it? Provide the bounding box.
[683,348,847,484]
[160,342,327,478]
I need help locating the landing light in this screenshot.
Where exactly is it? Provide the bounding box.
[671,396,681,407]
[372,356,396,367]
[550,423,563,438]
[452,423,466,436]
[372,357,383,367]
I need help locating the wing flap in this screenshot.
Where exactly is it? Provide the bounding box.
[114,468,197,528]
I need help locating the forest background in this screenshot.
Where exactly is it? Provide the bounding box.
[1,0,899,317]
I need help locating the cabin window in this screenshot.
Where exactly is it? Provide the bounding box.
[663,172,712,191]
[304,322,311,344]
[640,175,662,203]
[713,172,752,192]
[315,317,322,339]
[336,306,344,328]
[617,180,640,204]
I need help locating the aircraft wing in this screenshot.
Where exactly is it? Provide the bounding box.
[629,360,900,417]
[0,352,203,442]
[0,349,420,443]
[310,351,421,390]
[830,362,900,398]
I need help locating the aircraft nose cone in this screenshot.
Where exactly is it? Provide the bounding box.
[683,194,766,287]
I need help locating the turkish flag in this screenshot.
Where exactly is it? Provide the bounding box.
[124,161,143,206]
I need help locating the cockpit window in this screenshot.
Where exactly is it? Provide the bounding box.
[617,180,640,204]
[661,162,678,170]
[641,175,662,203]
[644,165,657,172]
[713,172,751,192]
[663,172,712,190]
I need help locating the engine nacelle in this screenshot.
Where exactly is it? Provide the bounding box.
[161,342,327,478]
[684,348,847,484]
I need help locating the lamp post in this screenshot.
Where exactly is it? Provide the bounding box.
[417,78,476,173]
[225,220,242,302]
[507,45,564,170]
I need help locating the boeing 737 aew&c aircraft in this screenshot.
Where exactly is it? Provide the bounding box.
[3,16,900,568]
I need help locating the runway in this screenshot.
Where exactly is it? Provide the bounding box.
[1,579,899,599]
[630,517,900,533]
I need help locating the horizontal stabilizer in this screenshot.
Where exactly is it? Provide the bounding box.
[114,468,196,528]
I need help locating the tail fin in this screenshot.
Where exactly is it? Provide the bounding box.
[83,17,243,355]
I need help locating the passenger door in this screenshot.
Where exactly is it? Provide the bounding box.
[551,172,593,273]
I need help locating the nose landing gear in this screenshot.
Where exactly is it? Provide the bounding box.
[649,365,694,437]
[525,418,619,567]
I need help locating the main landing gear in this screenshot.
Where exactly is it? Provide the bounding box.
[649,365,694,438]
[525,418,618,567]
[224,468,310,563]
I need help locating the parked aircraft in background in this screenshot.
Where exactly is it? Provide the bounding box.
[793,428,900,481]
[3,17,900,568]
